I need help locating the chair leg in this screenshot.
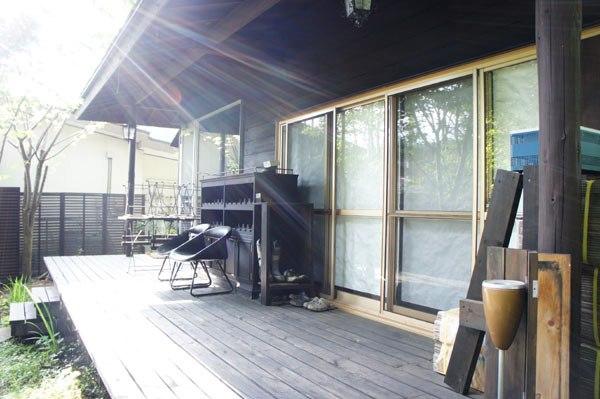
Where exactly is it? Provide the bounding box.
[170,262,196,290]
[158,257,170,281]
[190,260,234,297]
[162,259,193,283]
[190,261,212,289]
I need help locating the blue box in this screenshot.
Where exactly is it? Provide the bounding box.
[510,127,600,172]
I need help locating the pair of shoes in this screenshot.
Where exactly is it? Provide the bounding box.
[283,269,308,283]
[289,292,310,307]
[303,297,334,312]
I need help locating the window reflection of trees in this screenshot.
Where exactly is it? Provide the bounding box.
[336,101,385,210]
[288,115,327,207]
[484,61,538,203]
[397,78,473,212]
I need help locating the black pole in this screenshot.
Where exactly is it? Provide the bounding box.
[125,124,137,257]
[127,124,137,214]
[536,0,581,394]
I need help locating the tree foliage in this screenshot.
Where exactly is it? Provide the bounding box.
[2,101,96,276]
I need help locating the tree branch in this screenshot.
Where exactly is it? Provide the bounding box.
[0,97,25,166]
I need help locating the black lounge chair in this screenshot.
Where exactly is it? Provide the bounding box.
[156,223,210,281]
[169,226,233,296]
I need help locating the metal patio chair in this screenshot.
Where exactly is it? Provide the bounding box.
[169,226,233,297]
[156,223,210,281]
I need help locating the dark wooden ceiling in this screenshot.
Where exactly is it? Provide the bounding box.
[78,0,600,127]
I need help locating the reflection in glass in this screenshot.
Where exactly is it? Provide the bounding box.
[334,101,384,298]
[336,101,385,210]
[287,115,330,294]
[288,115,328,208]
[335,216,382,297]
[312,214,330,294]
[397,77,473,211]
[197,132,223,178]
[396,218,471,312]
[485,60,538,202]
[224,135,240,174]
[180,127,195,186]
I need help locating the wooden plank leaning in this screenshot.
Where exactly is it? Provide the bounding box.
[536,254,571,399]
[444,169,522,393]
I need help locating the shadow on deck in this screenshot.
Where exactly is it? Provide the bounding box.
[44,254,479,399]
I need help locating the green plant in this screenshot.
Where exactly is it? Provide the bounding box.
[0,339,56,395]
[25,287,60,353]
[4,276,30,303]
[0,290,9,327]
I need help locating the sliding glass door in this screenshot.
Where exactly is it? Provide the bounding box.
[334,100,385,299]
[286,113,332,294]
[390,77,474,314]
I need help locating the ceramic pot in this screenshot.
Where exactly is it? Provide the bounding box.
[482,279,527,350]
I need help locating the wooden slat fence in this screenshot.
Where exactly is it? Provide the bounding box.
[0,187,21,281]
[0,192,145,279]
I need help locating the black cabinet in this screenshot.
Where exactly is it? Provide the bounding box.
[199,171,301,297]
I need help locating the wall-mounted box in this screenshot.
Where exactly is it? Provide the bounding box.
[510,126,600,172]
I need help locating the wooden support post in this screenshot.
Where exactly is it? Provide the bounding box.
[125,124,137,257]
[536,254,571,398]
[522,165,538,251]
[260,202,271,305]
[536,1,582,394]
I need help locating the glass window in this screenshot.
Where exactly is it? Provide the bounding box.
[396,218,471,312]
[397,77,473,211]
[288,115,328,208]
[485,60,538,201]
[179,127,195,186]
[335,216,382,297]
[197,132,223,178]
[335,100,385,298]
[393,77,474,313]
[224,134,240,174]
[287,114,331,294]
[336,101,385,210]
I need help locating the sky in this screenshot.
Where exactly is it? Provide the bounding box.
[0,0,178,142]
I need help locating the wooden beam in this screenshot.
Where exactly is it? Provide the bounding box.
[444,170,522,394]
[535,1,582,396]
[459,299,485,331]
[134,0,281,106]
[76,0,169,120]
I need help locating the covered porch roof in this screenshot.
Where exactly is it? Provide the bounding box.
[77,0,600,128]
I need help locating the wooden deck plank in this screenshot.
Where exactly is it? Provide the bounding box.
[176,295,465,399]
[212,296,465,399]
[44,255,475,399]
[169,301,374,399]
[155,304,341,399]
[165,292,401,399]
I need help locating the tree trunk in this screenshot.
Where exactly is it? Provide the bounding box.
[21,211,34,278]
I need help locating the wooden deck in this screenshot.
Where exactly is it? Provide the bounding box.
[45,254,479,399]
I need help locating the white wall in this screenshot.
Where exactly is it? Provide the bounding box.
[0,121,178,194]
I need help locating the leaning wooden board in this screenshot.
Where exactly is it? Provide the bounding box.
[535,254,571,399]
[444,169,523,394]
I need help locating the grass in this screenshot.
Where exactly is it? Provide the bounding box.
[6,277,31,303]
[26,286,60,353]
[0,289,8,327]
[1,277,31,327]
[0,277,108,398]
[0,338,108,398]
